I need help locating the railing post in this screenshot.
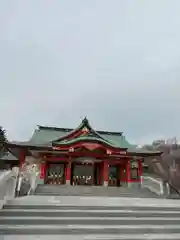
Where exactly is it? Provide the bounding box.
[166,182,170,196]
[160,181,164,196]
[16,174,23,196]
[126,159,131,187]
[103,160,108,187]
[140,175,143,187]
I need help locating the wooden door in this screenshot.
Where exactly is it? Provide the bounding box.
[72,163,93,185]
[46,163,65,185]
[108,165,120,186]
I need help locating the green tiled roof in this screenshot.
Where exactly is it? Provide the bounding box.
[28,123,133,148]
[100,133,123,147]
[29,127,135,150]
[29,128,67,144]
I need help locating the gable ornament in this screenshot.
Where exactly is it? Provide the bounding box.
[107,149,112,155]
[82,127,89,134]
[69,147,74,152]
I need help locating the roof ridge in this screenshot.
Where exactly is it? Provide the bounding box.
[38,125,72,132]
[37,125,122,136]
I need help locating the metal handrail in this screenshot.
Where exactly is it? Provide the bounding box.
[166,180,180,196]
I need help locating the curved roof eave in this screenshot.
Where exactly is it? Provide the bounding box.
[127,150,163,157]
[53,136,127,150]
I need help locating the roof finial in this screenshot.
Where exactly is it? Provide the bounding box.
[82,116,88,124]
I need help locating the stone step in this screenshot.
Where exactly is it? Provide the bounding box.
[1,224,180,235]
[2,234,180,240]
[1,217,180,225]
[2,208,180,218]
[34,190,141,194]
[35,193,158,198]
[34,185,138,191]
[35,186,143,191]
[1,208,180,219]
[3,211,180,218]
[4,204,180,211]
[35,185,159,198]
[5,195,179,208]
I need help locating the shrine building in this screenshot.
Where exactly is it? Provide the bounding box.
[5,118,162,187]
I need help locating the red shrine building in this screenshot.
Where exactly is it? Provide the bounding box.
[5,118,162,187]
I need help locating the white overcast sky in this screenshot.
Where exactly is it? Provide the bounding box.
[0,0,180,144]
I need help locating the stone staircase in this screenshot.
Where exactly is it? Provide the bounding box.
[1,196,180,239]
[35,185,161,198]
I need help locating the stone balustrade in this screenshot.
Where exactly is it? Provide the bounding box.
[0,164,40,208]
[17,163,40,196]
[0,167,19,209]
[140,175,164,196]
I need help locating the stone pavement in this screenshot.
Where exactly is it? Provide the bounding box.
[6,195,180,207]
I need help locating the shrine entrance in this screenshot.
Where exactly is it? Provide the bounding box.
[46,163,66,185]
[72,163,93,185]
[71,160,101,186]
[108,165,121,187]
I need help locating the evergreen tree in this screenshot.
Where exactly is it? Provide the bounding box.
[0,126,7,157]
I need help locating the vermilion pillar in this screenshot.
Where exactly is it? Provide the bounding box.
[126,159,131,185]
[19,150,25,168]
[103,160,108,187]
[66,162,71,185]
[40,162,46,181]
[120,163,125,183]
